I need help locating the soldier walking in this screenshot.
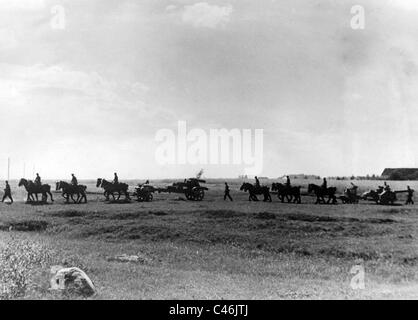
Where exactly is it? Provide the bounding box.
[2,181,13,204]
[406,186,414,205]
[224,182,233,201]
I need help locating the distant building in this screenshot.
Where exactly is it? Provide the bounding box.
[381,168,418,180]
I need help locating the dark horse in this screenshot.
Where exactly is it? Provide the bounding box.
[96,178,131,201]
[56,181,87,204]
[308,183,337,204]
[271,183,302,203]
[240,182,272,202]
[18,178,54,203]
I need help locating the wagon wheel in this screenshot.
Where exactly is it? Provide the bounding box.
[194,189,204,201]
[137,194,145,202]
[146,193,153,202]
[185,191,194,200]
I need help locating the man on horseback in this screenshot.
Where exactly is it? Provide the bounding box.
[255,176,260,189]
[71,174,78,186]
[2,181,13,204]
[321,177,327,191]
[286,176,291,188]
[113,172,119,185]
[35,173,42,187]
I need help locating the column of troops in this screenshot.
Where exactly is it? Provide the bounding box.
[0,174,415,205]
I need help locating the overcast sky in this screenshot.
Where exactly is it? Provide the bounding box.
[1,0,418,179]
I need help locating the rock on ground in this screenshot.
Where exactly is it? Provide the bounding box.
[50,266,96,297]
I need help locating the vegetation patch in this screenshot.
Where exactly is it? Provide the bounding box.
[202,210,246,219]
[0,220,49,232]
[254,212,276,220]
[48,210,91,218]
[150,211,170,216]
[0,238,53,299]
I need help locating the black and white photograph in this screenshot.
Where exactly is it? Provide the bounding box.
[1,0,418,304]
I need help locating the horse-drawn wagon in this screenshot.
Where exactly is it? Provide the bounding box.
[132,184,156,202]
[339,187,360,204]
[158,178,208,201]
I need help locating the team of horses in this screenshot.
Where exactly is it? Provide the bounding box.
[239,182,336,204]
[17,177,343,205]
[17,178,129,204]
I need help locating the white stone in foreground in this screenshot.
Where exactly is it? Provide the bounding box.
[50,265,96,297]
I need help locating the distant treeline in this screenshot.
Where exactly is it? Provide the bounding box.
[330,175,381,181]
[330,172,418,181]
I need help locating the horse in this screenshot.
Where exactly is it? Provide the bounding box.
[18,178,54,203]
[271,183,302,203]
[308,184,337,204]
[56,181,87,204]
[96,178,131,201]
[240,182,272,202]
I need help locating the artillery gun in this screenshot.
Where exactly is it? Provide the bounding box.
[362,188,408,205]
[158,178,208,201]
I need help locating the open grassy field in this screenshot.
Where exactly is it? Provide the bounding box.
[1,178,418,299]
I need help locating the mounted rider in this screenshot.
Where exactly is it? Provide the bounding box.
[113,172,119,185]
[255,176,261,189]
[286,176,291,188]
[321,177,327,191]
[35,173,42,187]
[71,174,78,186]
